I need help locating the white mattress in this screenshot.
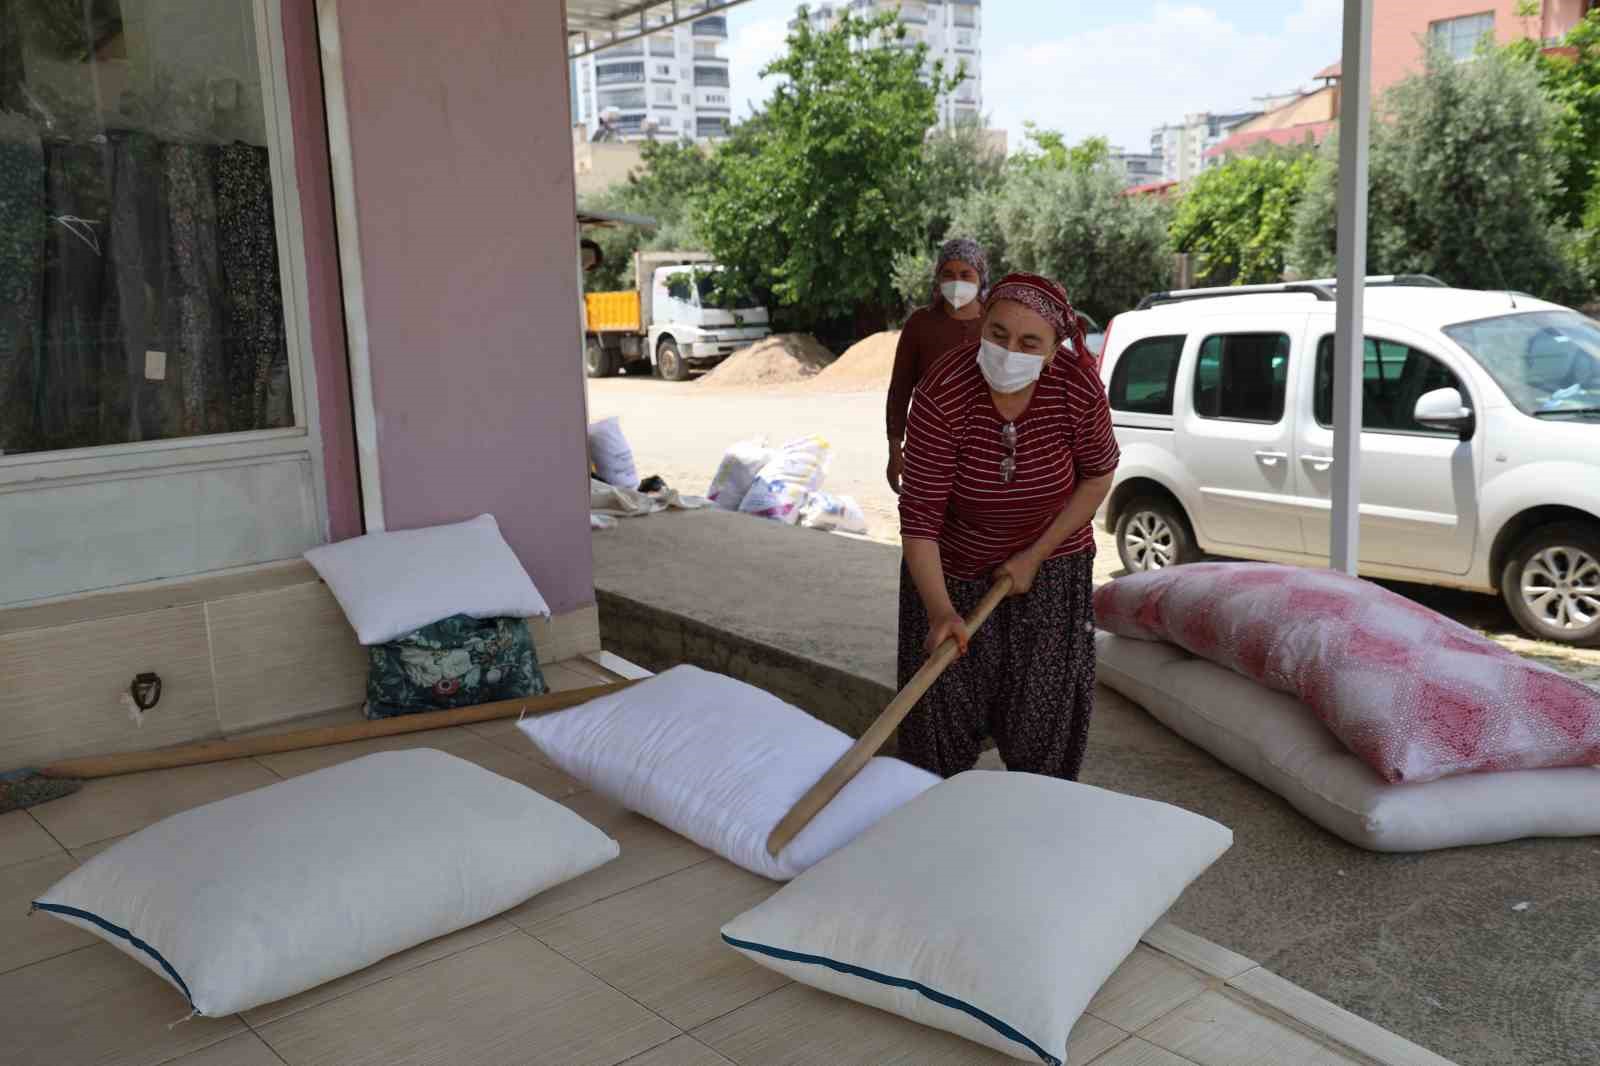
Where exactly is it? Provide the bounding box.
[1095,631,1600,852]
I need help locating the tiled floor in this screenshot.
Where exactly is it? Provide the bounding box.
[0,654,1457,1066]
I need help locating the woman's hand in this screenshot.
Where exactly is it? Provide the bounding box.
[886,442,904,495]
[994,549,1044,596]
[924,611,969,659]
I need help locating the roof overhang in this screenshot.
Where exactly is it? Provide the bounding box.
[566,0,754,58]
[577,209,659,229]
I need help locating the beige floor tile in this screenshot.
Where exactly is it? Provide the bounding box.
[251,728,472,778]
[1088,1036,1201,1066]
[231,706,366,739]
[691,981,1020,1065]
[1071,1014,1134,1064]
[1140,990,1363,1066]
[0,855,96,974]
[0,811,63,869]
[28,759,279,848]
[432,732,584,800]
[462,715,530,751]
[69,833,128,862]
[0,942,244,1066]
[622,1035,735,1066]
[545,661,610,693]
[256,931,677,1066]
[243,918,515,1027]
[1088,945,1211,1033]
[528,858,787,1031]
[1141,922,1257,981]
[505,792,710,928]
[1228,967,1457,1066]
[164,1031,288,1065]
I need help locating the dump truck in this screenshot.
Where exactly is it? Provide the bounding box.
[584,251,772,381]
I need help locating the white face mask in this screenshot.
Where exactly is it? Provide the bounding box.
[941,280,979,310]
[976,337,1045,393]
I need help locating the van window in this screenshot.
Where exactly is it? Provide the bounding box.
[1193,333,1290,423]
[1313,336,1465,434]
[1109,336,1185,415]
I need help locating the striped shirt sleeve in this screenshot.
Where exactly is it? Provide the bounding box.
[899,384,957,542]
[1072,366,1120,478]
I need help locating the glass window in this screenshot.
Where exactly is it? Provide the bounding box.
[1429,12,1495,61]
[0,0,296,457]
[595,61,645,86]
[696,116,727,138]
[1443,310,1600,416]
[693,66,730,88]
[1193,334,1290,422]
[1313,337,1466,433]
[599,88,647,110]
[649,35,675,57]
[655,85,674,104]
[1110,336,1186,415]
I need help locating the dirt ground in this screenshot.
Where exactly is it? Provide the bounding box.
[587,376,1600,685]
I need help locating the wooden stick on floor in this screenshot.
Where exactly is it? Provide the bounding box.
[39,681,637,781]
[765,575,1013,857]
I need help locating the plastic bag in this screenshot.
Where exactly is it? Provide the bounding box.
[738,436,831,525]
[798,492,868,535]
[707,437,772,510]
[587,417,639,490]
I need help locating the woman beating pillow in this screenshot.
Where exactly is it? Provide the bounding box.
[897,272,1119,781]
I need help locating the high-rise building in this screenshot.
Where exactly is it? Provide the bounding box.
[794,0,983,127]
[1110,148,1165,190]
[1151,110,1261,183]
[572,10,733,142]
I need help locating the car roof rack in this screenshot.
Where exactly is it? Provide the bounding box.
[1135,274,1448,311]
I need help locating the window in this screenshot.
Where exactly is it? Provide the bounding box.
[595,61,645,85]
[1193,334,1290,422]
[694,65,730,88]
[1443,309,1600,415]
[1313,337,1466,433]
[599,88,647,110]
[612,113,647,135]
[1110,337,1186,415]
[1429,12,1494,61]
[656,85,675,104]
[656,63,673,77]
[599,40,644,57]
[702,92,728,106]
[693,15,728,36]
[649,35,675,56]
[0,0,299,457]
[694,40,721,58]
[697,116,728,138]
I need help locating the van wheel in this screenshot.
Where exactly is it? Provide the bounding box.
[656,339,690,382]
[1116,498,1197,573]
[585,340,619,379]
[1501,523,1600,647]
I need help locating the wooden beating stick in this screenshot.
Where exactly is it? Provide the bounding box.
[765,575,1014,857]
[38,681,637,781]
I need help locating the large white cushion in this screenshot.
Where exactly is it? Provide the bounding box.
[1096,631,1600,852]
[721,771,1232,1065]
[33,750,617,1017]
[517,665,938,880]
[304,514,550,645]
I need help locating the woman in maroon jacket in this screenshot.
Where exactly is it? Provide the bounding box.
[885,238,990,493]
[897,272,1119,781]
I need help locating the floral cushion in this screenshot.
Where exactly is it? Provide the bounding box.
[364,615,545,720]
[1094,563,1600,784]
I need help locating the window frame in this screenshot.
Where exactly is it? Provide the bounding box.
[1311,333,1470,437]
[1191,331,1292,425]
[0,0,328,525]
[1428,11,1495,62]
[1109,334,1187,416]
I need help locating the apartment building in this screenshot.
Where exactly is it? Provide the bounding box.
[1372,0,1596,95]
[1110,148,1165,189]
[796,0,984,127]
[1151,110,1261,183]
[572,10,734,141]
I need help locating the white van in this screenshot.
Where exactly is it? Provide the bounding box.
[1096,277,1600,646]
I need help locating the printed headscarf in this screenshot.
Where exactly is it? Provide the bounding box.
[929,237,990,308]
[984,271,1097,371]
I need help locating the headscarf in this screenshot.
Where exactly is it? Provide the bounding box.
[929,237,990,308]
[984,271,1097,371]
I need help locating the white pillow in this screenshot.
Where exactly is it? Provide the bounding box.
[304,514,550,645]
[517,665,938,880]
[587,416,639,490]
[33,750,617,1017]
[1096,631,1600,852]
[721,771,1232,1065]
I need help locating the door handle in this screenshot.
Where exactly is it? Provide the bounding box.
[1302,454,1336,470]
[1253,450,1288,466]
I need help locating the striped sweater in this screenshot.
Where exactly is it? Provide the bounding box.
[899,342,1119,580]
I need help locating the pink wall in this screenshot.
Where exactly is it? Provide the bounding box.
[280,0,362,543]
[1372,0,1589,95]
[327,0,595,614]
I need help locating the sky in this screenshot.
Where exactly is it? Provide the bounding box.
[725,0,1347,152]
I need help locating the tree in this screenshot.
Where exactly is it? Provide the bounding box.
[1010,124,1110,175]
[1507,7,1600,228]
[917,115,1006,251]
[695,8,959,328]
[1291,43,1586,302]
[1170,148,1315,286]
[580,138,716,291]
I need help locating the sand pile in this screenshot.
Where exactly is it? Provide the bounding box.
[806,331,901,392]
[697,333,834,388]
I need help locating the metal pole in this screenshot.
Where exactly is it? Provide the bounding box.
[1330,0,1372,575]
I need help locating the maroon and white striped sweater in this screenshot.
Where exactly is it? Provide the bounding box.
[899,342,1120,580]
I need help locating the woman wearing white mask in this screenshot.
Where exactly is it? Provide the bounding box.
[896,272,1118,780]
[885,238,989,493]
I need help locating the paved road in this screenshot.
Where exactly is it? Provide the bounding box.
[588,377,1600,684]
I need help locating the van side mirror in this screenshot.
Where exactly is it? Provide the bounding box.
[1413,387,1475,441]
